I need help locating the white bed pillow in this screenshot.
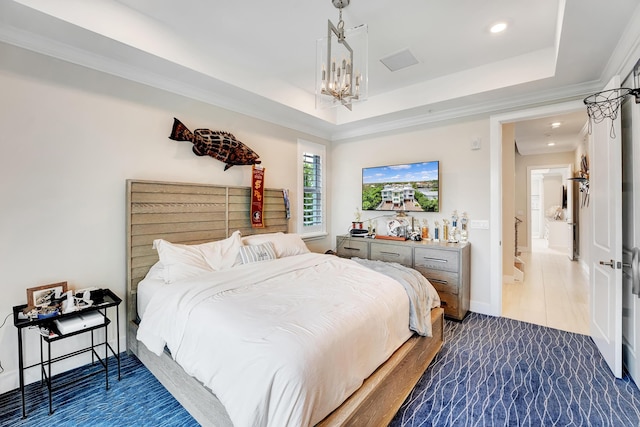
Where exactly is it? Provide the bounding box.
[238,242,277,264]
[153,231,242,283]
[153,239,212,283]
[199,230,242,270]
[241,232,310,258]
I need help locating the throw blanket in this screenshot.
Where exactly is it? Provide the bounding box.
[352,257,440,336]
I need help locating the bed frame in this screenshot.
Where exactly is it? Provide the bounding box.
[126,179,444,426]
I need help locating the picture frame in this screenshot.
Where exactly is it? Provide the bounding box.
[27,281,68,308]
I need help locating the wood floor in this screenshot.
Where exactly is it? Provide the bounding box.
[502,238,590,335]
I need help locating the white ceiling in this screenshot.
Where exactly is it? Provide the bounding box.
[1,0,639,147]
[514,110,588,156]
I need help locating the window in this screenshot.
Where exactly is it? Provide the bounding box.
[297,139,326,237]
[303,152,322,227]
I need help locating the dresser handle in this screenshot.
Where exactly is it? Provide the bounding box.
[344,247,361,251]
[430,279,448,285]
[380,251,400,257]
[422,257,447,263]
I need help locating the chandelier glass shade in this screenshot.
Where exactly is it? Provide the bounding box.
[315,3,368,110]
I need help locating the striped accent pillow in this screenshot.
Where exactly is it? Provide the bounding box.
[239,242,277,264]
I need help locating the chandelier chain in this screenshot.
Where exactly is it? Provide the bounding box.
[337,9,345,37]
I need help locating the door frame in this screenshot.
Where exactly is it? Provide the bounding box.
[488,100,585,316]
[621,83,640,385]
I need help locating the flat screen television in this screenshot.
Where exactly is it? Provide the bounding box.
[362,161,440,212]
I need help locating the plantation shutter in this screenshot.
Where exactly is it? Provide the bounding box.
[303,152,322,228]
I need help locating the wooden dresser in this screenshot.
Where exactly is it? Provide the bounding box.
[336,235,471,320]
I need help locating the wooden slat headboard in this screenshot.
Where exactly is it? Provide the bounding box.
[126,179,289,324]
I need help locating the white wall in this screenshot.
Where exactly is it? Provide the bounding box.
[543,174,563,212]
[502,124,515,277]
[0,42,331,393]
[531,174,542,238]
[330,120,493,312]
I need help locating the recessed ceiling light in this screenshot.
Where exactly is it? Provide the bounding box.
[490,22,507,33]
[547,142,556,147]
[551,122,562,128]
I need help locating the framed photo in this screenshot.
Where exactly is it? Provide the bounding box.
[27,281,68,308]
[362,160,440,213]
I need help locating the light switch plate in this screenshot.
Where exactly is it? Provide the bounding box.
[469,220,489,229]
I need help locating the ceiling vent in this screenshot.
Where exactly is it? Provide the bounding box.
[380,48,419,72]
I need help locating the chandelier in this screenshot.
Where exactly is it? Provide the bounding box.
[316,0,368,110]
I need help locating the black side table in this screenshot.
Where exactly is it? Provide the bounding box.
[13,288,122,418]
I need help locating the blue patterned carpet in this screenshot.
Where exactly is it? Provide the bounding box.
[1,313,639,426]
[0,355,196,427]
[390,313,640,427]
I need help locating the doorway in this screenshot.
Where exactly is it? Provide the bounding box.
[489,101,586,317]
[489,100,590,333]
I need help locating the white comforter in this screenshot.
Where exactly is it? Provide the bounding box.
[137,253,435,427]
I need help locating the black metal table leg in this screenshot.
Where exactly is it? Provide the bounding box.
[116,305,121,380]
[47,340,53,415]
[104,322,109,390]
[18,328,26,419]
[39,337,44,385]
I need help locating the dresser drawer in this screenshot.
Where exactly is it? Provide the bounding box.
[438,292,459,317]
[336,238,369,258]
[370,242,413,266]
[416,268,459,295]
[414,247,459,273]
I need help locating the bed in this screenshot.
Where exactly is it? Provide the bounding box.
[126,179,444,426]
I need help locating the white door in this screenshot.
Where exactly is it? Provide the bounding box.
[621,86,640,385]
[590,75,623,378]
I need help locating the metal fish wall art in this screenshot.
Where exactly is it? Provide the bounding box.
[169,118,261,171]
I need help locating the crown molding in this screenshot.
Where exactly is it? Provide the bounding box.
[328,80,601,141]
